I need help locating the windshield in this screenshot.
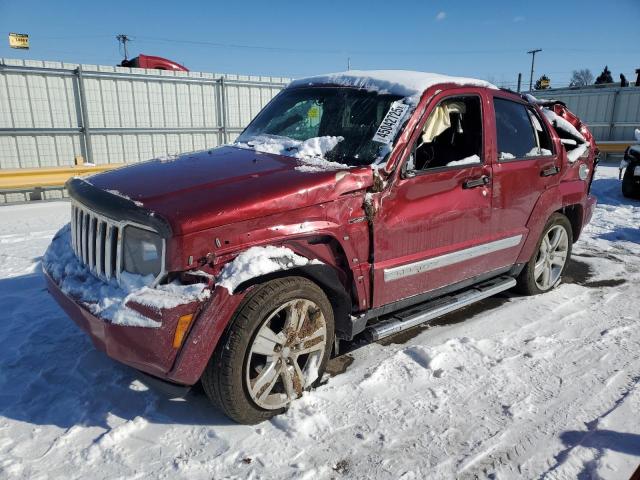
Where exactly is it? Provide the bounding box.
[237,87,406,166]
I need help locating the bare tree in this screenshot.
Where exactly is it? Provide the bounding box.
[569,69,594,87]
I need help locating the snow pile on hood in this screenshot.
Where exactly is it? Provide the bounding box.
[216,245,322,293]
[43,225,210,328]
[235,135,348,172]
[290,70,497,103]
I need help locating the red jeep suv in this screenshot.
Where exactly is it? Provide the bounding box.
[44,71,597,424]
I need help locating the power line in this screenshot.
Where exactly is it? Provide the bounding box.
[132,35,640,57]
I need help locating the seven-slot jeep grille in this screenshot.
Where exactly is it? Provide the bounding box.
[70,202,121,281]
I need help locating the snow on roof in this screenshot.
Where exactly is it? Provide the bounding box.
[289,70,498,98]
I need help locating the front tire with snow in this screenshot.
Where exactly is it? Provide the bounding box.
[201,276,334,424]
[516,213,572,295]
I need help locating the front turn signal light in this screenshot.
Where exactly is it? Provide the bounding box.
[173,313,194,349]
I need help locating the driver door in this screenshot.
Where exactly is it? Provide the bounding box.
[371,89,520,307]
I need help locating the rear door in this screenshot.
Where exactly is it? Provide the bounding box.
[489,94,560,252]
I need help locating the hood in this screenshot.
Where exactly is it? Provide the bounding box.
[86,146,373,235]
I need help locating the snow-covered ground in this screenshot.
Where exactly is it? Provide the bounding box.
[0,165,638,479]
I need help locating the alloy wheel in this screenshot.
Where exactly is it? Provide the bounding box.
[245,299,327,410]
[534,225,569,290]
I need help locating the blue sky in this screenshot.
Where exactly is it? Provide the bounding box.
[1,0,638,88]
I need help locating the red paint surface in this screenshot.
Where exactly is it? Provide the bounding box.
[49,82,597,385]
[122,54,188,71]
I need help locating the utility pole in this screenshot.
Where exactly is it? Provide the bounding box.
[116,34,131,61]
[527,49,542,91]
[347,57,351,71]
[517,72,522,93]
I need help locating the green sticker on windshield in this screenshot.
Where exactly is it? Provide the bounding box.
[307,106,320,119]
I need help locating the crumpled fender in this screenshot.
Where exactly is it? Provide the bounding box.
[168,286,248,385]
[516,185,562,264]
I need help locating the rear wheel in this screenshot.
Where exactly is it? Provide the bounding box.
[516,213,572,295]
[201,277,334,424]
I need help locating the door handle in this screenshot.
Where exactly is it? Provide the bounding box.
[540,165,559,177]
[463,175,490,189]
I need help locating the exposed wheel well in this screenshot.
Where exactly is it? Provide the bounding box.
[234,264,353,341]
[557,204,583,242]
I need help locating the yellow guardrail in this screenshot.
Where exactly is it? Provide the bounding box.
[0,164,123,190]
[596,141,631,154]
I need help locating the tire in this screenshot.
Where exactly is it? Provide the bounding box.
[622,165,640,199]
[515,213,573,295]
[201,276,335,424]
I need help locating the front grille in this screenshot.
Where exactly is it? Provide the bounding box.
[70,201,122,281]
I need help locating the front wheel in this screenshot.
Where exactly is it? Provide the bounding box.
[201,277,334,424]
[516,213,572,295]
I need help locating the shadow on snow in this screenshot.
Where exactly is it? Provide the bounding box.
[0,175,633,432]
[0,266,234,430]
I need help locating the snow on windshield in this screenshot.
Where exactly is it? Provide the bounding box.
[291,70,498,104]
[234,135,348,172]
[236,86,407,169]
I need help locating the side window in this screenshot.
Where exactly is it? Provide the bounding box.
[494,98,538,160]
[527,109,554,156]
[408,96,483,172]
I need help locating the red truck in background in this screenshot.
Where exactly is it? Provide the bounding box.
[44,70,597,424]
[120,54,188,71]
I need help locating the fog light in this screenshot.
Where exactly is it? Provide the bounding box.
[173,313,194,349]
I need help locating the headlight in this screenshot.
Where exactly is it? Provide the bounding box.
[122,226,164,278]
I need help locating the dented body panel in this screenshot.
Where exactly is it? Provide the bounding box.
[47,80,597,387]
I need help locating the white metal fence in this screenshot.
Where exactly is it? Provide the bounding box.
[531,85,640,146]
[0,58,289,170]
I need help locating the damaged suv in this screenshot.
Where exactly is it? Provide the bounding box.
[45,70,597,424]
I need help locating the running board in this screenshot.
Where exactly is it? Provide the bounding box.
[365,275,516,341]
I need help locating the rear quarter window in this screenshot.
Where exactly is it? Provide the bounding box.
[494,98,537,160]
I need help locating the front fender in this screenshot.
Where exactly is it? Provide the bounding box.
[167,286,248,385]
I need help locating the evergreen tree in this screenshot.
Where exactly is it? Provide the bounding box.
[595,66,614,84]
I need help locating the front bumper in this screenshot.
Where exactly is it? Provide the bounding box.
[45,269,202,383]
[45,267,248,386]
